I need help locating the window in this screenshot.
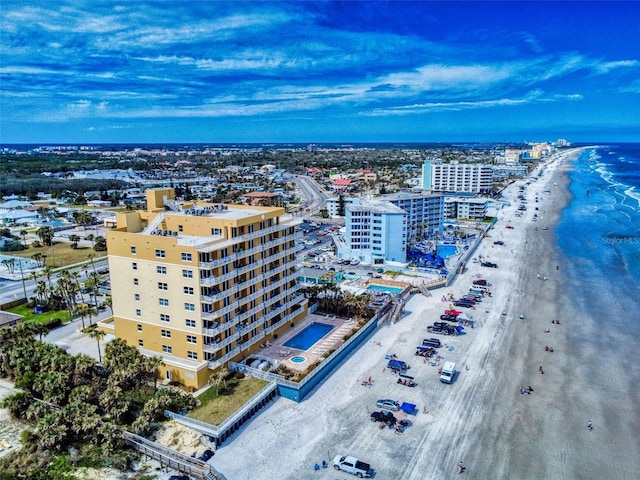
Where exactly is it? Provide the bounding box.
[161,329,171,338]
[185,319,196,328]
[132,262,138,270]
[133,278,139,286]
[137,324,142,332]
[211,228,222,236]
[183,286,194,295]
[138,339,144,347]
[158,282,168,290]
[157,266,167,274]
[182,269,193,278]
[186,335,197,344]
[184,303,195,311]
[181,253,192,262]
[155,249,166,258]
[178,224,184,232]
[131,246,137,254]
[160,314,170,323]
[135,309,141,317]
[159,298,169,307]
[134,293,140,301]
[187,351,198,360]
[162,345,172,354]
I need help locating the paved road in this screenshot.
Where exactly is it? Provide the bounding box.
[0,258,109,305]
[292,175,331,215]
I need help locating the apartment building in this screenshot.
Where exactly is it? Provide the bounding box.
[104,188,306,389]
[382,192,444,243]
[337,193,443,265]
[422,160,493,194]
[444,194,489,221]
[341,199,407,265]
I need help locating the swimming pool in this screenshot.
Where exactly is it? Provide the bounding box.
[436,245,458,259]
[283,322,333,350]
[367,284,404,294]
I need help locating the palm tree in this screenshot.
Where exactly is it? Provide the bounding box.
[69,234,80,249]
[208,370,226,396]
[20,230,28,248]
[87,252,97,275]
[31,252,43,267]
[42,265,54,290]
[36,226,54,246]
[75,304,89,330]
[145,355,163,390]
[86,234,95,249]
[1,258,16,275]
[87,328,106,363]
[102,295,113,314]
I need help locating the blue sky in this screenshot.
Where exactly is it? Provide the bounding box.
[1,1,639,144]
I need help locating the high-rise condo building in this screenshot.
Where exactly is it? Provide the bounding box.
[103,188,306,389]
[422,160,493,194]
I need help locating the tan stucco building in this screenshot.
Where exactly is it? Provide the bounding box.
[102,188,306,389]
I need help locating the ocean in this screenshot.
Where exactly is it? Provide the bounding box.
[558,145,640,285]
[556,144,640,371]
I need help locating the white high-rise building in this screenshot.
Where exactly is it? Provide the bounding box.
[422,161,493,194]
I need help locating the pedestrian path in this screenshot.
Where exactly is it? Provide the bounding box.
[311,321,355,356]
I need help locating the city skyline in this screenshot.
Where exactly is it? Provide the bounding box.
[1,1,639,144]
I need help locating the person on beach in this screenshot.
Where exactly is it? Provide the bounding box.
[539,366,544,374]
[587,420,593,431]
[458,461,465,473]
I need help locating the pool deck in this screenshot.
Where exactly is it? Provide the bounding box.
[256,313,357,372]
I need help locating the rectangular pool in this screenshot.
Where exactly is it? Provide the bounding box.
[283,322,334,350]
[367,284,404,294]
[437,245,458,259]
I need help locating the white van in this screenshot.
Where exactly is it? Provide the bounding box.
[440,362,456,384]
[471,285,490,293]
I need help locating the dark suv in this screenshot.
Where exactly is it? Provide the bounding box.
[370,410,396,425]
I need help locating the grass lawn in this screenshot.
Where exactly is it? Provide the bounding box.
[11,243,106,268]
[8,304,72,324]
[189,377,269,425]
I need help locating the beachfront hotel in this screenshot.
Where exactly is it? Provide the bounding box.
[335,193,443,265]
[421,160,493,194]
[102,188,307,389]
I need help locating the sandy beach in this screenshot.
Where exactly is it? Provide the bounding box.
[211,148,640,480]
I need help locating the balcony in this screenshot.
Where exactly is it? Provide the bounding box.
[197,222,301,255]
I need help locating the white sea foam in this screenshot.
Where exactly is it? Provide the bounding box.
[624,186,640,211]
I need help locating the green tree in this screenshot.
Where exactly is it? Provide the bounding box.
[87,328,106,363]
[69,234,80,249]
[36,226,54,246]
[93,236,107,251]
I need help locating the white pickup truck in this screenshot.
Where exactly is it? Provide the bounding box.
[333,455,372,478]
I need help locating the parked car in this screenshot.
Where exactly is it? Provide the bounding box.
[333,455,372,478]
[453,300,474,308]
[505,225,514,229]
[440,314,458,322]
[97,268,109,274]
[481,262,498,268]
[376,399,400,411]
[493,240,504,245]
[473,279,489,286]
[370,410,396,424]
[168,475,189,480]
[422,337,442,348]
[198,449,214,461]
